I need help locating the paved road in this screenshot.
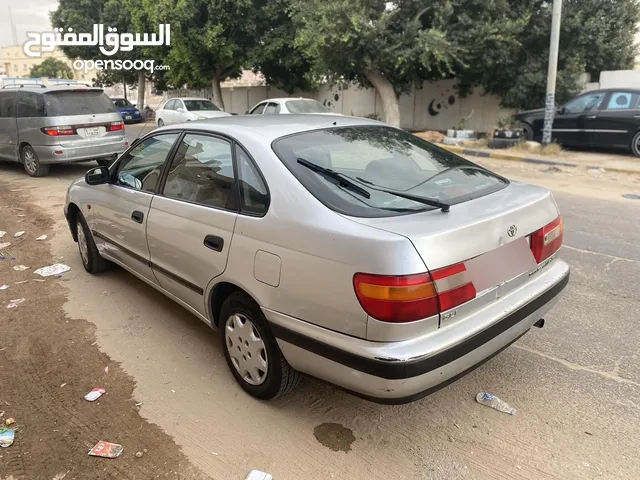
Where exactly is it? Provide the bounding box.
[0,145,638,479]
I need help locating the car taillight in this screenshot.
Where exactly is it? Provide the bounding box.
[41,126,75,136]
[109,121,124,131]
[353,262,477,323]
[531,216,563,263]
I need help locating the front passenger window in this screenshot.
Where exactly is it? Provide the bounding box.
[163,134,237,210]
[116,134,179,192]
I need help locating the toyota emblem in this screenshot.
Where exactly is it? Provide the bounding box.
[507,225,517,237]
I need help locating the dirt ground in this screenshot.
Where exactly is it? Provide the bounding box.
[0,188,206,479]
[0,155,639,480]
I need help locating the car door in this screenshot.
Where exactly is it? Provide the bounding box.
[0,90,18,161]
[174,99,187,123]
[162,99,177,124]
[249,102,267,115]
[553,91,607,146]
[90,132,180,284]
[587,91,640,149]
[145,132,239,316]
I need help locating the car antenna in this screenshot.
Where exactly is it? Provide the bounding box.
[133,104,158,143]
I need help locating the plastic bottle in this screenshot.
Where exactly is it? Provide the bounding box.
[476,392,517,415]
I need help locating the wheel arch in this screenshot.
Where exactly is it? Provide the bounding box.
[66,202,81,242]
[208,281,260,329]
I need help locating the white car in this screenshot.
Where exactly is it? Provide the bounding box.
[156,97,231,126]
[246,97,334,115]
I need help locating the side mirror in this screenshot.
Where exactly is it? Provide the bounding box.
[244,109,249,114]
[557,106,566,115]
[85,166,110,185]
[177,107,184,113]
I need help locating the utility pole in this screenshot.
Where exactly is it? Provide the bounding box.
[8,7,19,45]
[542,0,563,145]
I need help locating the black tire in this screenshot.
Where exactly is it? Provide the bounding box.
[75,212,111,274]
[219,292,300,400]
[157,118,165,127]
[521,123,534,141]
[21,145,50,177]
[631,131,640,157]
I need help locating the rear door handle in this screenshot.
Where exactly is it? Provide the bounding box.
[584,115,597,120]
[204,235,224,252]
[131,211,144,224]
[633,115,640,120]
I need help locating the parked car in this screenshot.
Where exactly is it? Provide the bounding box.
[64,115,569,403]
[514,88,640,156]
[246,97,332,115]
[111,97,143,124]
[0,85,128,177]
[155,97,230,126]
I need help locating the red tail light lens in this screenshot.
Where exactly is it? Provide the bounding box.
[109,121,125,131]
[354,262,477,323]
[41,126,75,136]
[531,216,563,263]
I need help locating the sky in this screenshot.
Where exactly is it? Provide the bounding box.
[0,0,58,49]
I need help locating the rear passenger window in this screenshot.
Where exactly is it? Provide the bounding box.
[236,146,269,215]
[0,91,16,118]
[605,92,639,110]
[163,134,237,210]
[17,92,45,118]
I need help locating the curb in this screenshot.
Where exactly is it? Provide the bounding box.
[440,145,640,175]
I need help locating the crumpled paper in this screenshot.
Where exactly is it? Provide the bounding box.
[33,264,71,277]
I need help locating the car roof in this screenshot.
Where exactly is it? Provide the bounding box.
[583,88,640,95]
[155,114,384,143]
[1,85,102,94]
[170,97,212,101]
[260,97,320,103]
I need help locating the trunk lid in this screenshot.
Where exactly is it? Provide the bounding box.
[348,181,558,298]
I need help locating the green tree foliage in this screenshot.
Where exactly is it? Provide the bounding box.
[29,58,74,79]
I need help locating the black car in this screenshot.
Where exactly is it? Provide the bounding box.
[513,88,640,156]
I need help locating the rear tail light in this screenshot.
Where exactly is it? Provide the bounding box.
[109,121,125,132]
[531,216,563,263]
[353,262,477,323]
[41,125,75,136]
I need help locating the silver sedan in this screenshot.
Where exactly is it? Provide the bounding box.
[64,115,570,403]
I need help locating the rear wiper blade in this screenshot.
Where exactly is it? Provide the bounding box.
[356,177,450,212]
[297,158,370,199]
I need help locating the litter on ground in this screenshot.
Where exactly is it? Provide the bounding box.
[245,470,274,480]
[13,231,25,238]
[0,285,8,290]
[0,231,6,238]
[88,441,123,458]
[7,298,26,309]
[476,392,517,415]
[13,265,29,271]
[0,428,15,448]
[5,418,14,426]
[104,366,109,375]
[0,242,10,250]
[84,388,106,402]
[34,264,71,277]
[36,235,48,241]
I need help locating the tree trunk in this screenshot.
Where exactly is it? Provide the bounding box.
[137,71,146,112]
[211,72,225,111]
[364,69,400,127]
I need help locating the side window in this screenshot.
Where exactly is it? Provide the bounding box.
[250,103,266,115]
[605,92,638,110]
[264,103,279,115]
[236,145,269,215]
[0,91,16,118]
[116,133,179,192]
[164,100,176,110]
[17,92,45,118]
[162,134,237,210]
[175,100,185,111]
[564,93,606,114]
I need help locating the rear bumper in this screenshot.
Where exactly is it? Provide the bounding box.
[265,258,570,404]
[33,137,128,164]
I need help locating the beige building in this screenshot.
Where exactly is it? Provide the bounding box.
[0,44,96,83]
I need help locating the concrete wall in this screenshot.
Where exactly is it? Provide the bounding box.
[599,70,640,89]
[168,80,513,133]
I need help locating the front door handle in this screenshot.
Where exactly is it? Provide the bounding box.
[584,115,597,120]
[131,211,144,224]
[204,234,224,252]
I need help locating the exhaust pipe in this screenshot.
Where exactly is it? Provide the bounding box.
[533,319,545,328]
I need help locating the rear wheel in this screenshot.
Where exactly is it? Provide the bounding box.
[220,292,300,400]
[21,145,50,177]
[521,123,534,141]
[631,131,640,157]
[75,212,111,274]
[157,118,165,127]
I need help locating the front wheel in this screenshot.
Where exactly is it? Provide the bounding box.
[157,118,165,127]
[22,145,50,177]
[220,292,300,400]
[631,131,640,157]
[76,212,111,274]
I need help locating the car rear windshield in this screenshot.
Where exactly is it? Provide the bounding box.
[184,100,220,111]
[272,126,509,217]
[285,99,328,114]
[44,90,119,116]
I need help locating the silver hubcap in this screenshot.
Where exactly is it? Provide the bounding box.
[225,313,268,386]
[77,222,89,266]
[24,149,37,174]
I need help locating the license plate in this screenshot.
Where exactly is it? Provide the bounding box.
[84,127,100,137]
[125,115,132,120]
